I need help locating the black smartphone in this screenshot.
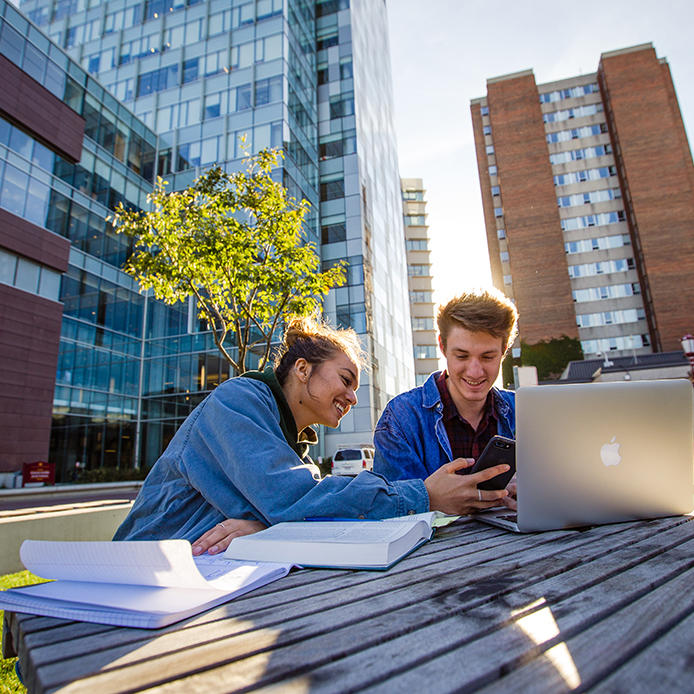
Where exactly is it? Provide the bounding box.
[470,435,516,490]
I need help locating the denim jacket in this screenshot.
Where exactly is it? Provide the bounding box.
[114,370,429,542]
[373,370,516,482]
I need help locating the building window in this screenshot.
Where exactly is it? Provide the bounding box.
[500,251,509,263]
[568,257,635,278]
[491,185,500,196]
[546,123,607,143]
[402,190,424,201]
[539,83,599,103]
[412,317,435,331]
[406,239,428,251]
[414,345,438,360]
[572,282,641,302]
[182,58,199,84]
[494,207,503,218]
[321,222,346,244]
[565,234,630,254]
[483,125,491,135]
[480,106,489,116]
[404,215,426,226]
[557,187,621,208]
[254,76,282,106]
[497,228,506,239]
[576,308,645,328]
[549,144,612,165]
[543,103,604,123]
[503,274,512,285]
[561,210,626,231]
[410,290,433,303]
[408,264,430,277]
[554,166,617,186]
[486,144,494,155]
[320,179,344,201]
[488,165,497,176]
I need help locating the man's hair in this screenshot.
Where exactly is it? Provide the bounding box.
[437,288,519,353]
[274,316,367,385]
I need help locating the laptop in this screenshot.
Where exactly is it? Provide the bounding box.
[478,379,694,532]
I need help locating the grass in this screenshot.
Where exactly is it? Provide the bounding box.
[0,571,46,694]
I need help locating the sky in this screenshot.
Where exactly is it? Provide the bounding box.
[387,0,694,306]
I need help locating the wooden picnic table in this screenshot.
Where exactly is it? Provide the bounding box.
[4,513,694,693]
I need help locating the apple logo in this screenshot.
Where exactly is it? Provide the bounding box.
[600,436,622,467]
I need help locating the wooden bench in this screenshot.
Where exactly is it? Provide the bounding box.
[5,514,694,692]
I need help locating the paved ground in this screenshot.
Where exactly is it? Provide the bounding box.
[0,485,141,513]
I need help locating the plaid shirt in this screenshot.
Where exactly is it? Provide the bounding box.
[435,371,498,463]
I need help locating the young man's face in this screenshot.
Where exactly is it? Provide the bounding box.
[438,325,505,409]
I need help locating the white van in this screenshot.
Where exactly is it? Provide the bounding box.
[331,446,375,476]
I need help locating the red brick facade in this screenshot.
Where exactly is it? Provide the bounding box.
[485,74,578,344]
[0,281,65,472]
[0,211,69,472]
[599,47,694,352]
[0,53,84,164]
[0,51,80,472]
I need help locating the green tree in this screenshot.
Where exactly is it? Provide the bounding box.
[111,148,346,375]
[520,335,583,381]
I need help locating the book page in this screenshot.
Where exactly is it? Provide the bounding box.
[20,540,216,589]
[235,521,421,545]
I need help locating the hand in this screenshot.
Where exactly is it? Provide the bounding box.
[502,476,518,512]
[424,457,509,516]
[192,519,267,556]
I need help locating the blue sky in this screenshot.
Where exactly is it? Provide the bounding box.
[388,0,694,304]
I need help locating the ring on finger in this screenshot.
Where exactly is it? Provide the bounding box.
[217,522,225,529]
[477,488,482,502]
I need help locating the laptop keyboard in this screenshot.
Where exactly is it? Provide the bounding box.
[497,514,518,523]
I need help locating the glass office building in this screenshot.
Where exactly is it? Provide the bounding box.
[0,0,157,478]
[6,0,413,474]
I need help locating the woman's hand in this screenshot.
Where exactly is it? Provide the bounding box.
[192,519,267,556]
[424,458,509,516]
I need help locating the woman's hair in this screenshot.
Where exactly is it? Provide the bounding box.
[437,288,519,353]
[274,316,368,385]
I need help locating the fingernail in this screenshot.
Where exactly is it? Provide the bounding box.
[192,545,202,555]
[209,545,218,554]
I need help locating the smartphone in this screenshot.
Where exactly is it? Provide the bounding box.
[470,435,516,490]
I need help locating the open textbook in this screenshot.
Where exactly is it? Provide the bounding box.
[223,511,454,570]
[0,540,291,629]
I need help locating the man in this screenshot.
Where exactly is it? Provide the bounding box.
[373,288,518,512]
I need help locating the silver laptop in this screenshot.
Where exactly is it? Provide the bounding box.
[479,379,694,532]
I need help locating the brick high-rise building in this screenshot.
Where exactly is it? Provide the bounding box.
[471,43,694,359]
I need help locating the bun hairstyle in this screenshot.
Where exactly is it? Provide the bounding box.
[274,316,367,385]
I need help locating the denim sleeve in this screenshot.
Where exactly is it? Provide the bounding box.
[373,403,430,482]
[183,381,429,524]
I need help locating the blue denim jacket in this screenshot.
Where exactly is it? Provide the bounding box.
[114,373,429,542]
[373,370,516,482]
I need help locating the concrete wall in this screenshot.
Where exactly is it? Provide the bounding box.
[0,502,132,574]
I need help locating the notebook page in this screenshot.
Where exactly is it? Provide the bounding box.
[20,539,212,589]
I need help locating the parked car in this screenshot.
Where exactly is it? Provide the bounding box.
[331,446,375,476]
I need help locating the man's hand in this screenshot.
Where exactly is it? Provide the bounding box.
[502,476,517,512]
[192,519,267,556]
[424,458,509,516]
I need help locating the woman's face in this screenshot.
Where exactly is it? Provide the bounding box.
[302,352,360,429]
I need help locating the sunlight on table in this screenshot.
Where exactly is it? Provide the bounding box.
[512,598,580,689]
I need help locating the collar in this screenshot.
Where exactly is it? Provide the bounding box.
[435,370,499,426]
[240,367,318,457]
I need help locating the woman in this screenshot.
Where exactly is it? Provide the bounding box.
[114,317,509,548]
